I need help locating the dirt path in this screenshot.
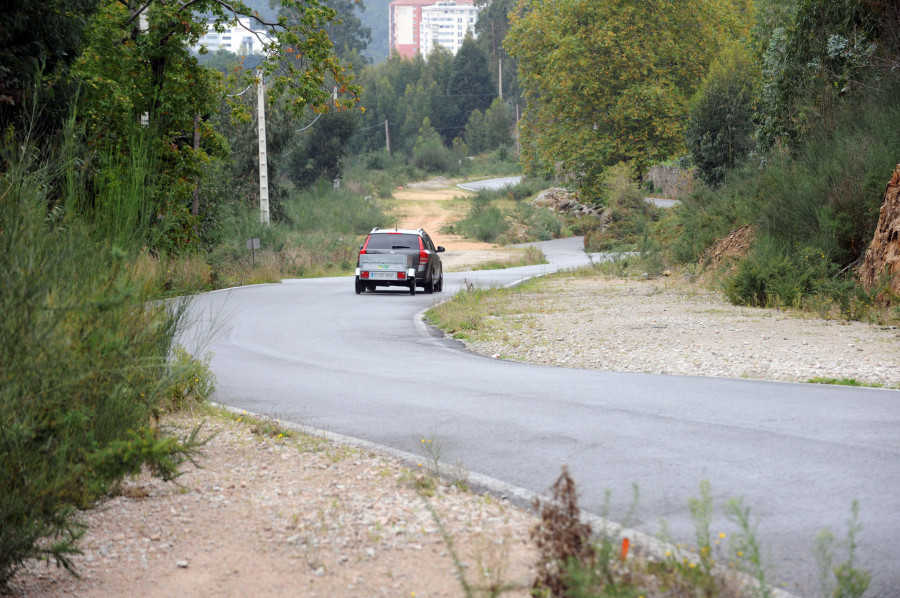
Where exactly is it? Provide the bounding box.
[389,183,520,271]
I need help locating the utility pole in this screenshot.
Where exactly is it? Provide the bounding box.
[192,113,200,216]
[257,68,270,224]
[499,57,503,100]
[139,11,150,127]
[516,103,520,156]
[384,119,392,156]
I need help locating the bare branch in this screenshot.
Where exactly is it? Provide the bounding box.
[122,0,155,29]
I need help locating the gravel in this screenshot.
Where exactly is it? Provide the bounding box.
[457,275,900,388]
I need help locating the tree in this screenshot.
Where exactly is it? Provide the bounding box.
[66,0,360,249]
[686,45,759,186]
[474,0,519,101]
[285,109,359,189]
[464,109,487,153]
[483,97,513,150]
[0,0,103,135]
[505,0,751,198]
[445,35,494,142]
[321,0,372,63]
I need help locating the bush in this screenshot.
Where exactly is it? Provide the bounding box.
[412,139,454,173]
[455,194,509,243]
[0,141,205,584]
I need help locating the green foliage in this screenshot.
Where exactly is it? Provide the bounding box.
[320,0,372,64]
[412,117,454,172]
[163,346,216,412]
[686,44,759,186]
[814,500,871,598]
[0,0,102,135]
[584,163,656,252]
[285,109,360,190]
[456,203,509,244]
[506,0,751,197]
[669,165,760,264]
[0,133,205,585]
[756,0,896,148]
[445,35,495,142]
[726,498,772,597]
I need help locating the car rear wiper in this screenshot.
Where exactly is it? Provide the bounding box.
[392,245,411,249]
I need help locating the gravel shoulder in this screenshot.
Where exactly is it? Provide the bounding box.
[453,274,900,388]
[7,408,537,597]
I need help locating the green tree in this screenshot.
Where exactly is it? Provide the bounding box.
[464,109,487,153]
[285,109,359,189]
[474,0,520,102]
[445,35,494,142]
[67,0,360,249]
[506,0,751,198]
[483,97,513,150]
[321,0,372,63]
[0,0,103,135]
[686,45,759,186]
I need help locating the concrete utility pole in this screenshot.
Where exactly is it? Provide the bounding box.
[139,12,150,127]
[516,104,520,155]
[499,57,503,100]
[384,119,392,156]
[257,68,270,225]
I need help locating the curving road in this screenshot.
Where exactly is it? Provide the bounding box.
[182,236,900,597]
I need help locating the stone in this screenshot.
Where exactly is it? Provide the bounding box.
[857,164,900,301]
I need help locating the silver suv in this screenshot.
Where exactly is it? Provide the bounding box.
[355,228,445,295]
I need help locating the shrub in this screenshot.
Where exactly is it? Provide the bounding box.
[412,139,454,173]
[455,195,509,243]
[0,134,203,585]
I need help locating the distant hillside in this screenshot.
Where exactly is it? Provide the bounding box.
[359,0,389,63]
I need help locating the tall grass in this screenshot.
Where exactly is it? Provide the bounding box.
[0,125,205,585]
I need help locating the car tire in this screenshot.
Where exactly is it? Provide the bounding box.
[435,272,443,292]
[425,275,434,294]
[355,278,363,294]
[409,280,416,295]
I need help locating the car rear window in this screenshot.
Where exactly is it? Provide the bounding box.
[366,233,419,250]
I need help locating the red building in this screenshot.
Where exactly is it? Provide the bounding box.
[389,0,476,59]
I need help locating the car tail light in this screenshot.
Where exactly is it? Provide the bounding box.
[360,271,369,279]
[418,237,428,268]
[397,272,406,280]
[359,236,371,256]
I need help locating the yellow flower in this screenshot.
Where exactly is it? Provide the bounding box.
[719,533,726,539]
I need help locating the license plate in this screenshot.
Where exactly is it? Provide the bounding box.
[372,272,396,279]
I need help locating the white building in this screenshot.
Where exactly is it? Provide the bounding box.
[193,17,273,55]
[419,1,480,57]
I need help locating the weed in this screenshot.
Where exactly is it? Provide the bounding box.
[532,466,595,596]
[725,497,772,598]
[814,500,871,598]
[807,377,883,388]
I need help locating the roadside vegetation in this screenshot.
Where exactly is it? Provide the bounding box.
[503,0,900,325]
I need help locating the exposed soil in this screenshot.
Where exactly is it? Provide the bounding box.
[390,182,520,270]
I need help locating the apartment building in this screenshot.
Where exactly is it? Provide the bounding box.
[193,17,272,55]
[389,0,478,59]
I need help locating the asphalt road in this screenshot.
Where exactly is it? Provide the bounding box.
[457,175,522,191]
[182,235,900,597]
